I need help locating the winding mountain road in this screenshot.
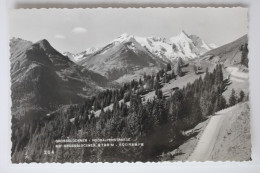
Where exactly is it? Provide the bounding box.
[227,67,248,83]
[188,106,236,161]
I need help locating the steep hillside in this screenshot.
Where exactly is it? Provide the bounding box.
[201,35,248,67]
[209,102,251,161]
[12,62,227,163]
[78,34,166,81]
[10,38,109,120]
[167,102,250,161]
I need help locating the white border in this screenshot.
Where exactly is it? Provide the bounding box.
[1,0,260,172]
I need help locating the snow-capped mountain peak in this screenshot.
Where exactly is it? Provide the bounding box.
[113,31,215,61]
[177,30,190,39]
[73,31,217,81]
[119,33,133,39]
[67,31,216,63]
[63,47,100,62]
[112,33,134,45]
[170,30,192,44]
[85,47,100,54]
[63,52,75,61]
[209,43,218,49]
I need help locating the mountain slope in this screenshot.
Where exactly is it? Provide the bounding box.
[74,32,215,81]
[74,31,214,63]
[10,38,108,119]
[76,32,215,81]
[78,34,166,81]
[136,30,214,61]
[63,47,99,62]
[201,35,248,67]
[188,102,250,161]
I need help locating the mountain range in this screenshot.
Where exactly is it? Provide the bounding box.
[10,32,249,163]
[10,33,247,119]
[65,31,216,63]
[63,31,217,81]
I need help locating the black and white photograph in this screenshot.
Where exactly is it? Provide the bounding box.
[9,7,251,163]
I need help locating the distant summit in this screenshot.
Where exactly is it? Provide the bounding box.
[68,31,217,81]
[68,31,216,63]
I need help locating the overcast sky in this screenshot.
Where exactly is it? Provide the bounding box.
[9,8,248,53]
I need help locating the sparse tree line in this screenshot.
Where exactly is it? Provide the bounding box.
[11,63,247,163]
[87,62,182,111]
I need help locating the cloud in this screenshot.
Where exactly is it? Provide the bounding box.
[72,27,88,34]
[54,34,66,39]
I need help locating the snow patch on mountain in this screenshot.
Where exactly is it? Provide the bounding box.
[209,43,218,49]
[67,31,216,65]
[85,47,100,55]
[101,31,216,62]
[63,52,75,61]
[112,33,134,44]
[63,47,99,62]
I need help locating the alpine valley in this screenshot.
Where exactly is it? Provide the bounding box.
[10,31,250,163]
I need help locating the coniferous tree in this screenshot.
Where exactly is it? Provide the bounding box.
[163,73,169,83]
[238,90,245,102]
[154,78,160,90]
[166,63,172,71]
[194,65,197,74]
[157,89,163,99]
[175,63,183,77]
[219,95,227,110]
[143,72,147,81]
[241,43,249,67]
[171,70,176,80]
[229,89,237,106]
[139,78,143,85]
[205,67,209,75]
